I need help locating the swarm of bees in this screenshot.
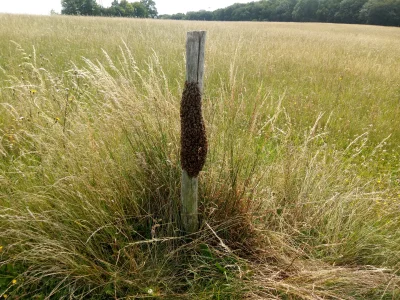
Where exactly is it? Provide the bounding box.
[180,81,207,178]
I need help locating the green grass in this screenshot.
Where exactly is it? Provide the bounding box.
[0,14,399,299]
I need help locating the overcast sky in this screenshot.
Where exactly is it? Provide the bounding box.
[0,0,252,16]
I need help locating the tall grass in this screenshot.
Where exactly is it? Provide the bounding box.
[0,15,399,298]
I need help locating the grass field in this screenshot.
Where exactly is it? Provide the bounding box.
[0,14,400,299]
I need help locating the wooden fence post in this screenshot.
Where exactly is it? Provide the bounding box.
[180,31,207,234]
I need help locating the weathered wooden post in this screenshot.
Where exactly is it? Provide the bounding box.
[180,31,207,233]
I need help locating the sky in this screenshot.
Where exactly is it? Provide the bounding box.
[0,0,252,16]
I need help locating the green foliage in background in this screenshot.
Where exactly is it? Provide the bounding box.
[161,0,400,27]
[61,0,157,18]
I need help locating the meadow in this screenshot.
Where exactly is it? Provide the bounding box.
[0,14,399,299]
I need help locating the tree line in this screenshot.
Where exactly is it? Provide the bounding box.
[160,0,400,27]
[61,0,157,18]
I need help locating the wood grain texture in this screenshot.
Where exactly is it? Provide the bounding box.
[181,31,207,234]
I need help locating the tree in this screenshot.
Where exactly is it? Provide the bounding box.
[248,1,270,21]
[232,7,251,21]
[316,0,342,22]
[292,0,319,21]
[81,0,100,15]
[186,10,213,21]
[101,0,118,16]
[61,0,99,15]
[360,0,400,26]
[132,2,147,17]
[61,0,159,18]
[274,0,297,21]
[156,0,398,26]
[213,8,225,20]
[256,0,276,21]
[173,13,186,20]
[335,0,368,23]
[140,0,158,17]
[160,12,185,20]
[61,0,82,15]
[118,0,134,16]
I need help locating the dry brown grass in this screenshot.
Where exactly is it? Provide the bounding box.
[0,15,399,299]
